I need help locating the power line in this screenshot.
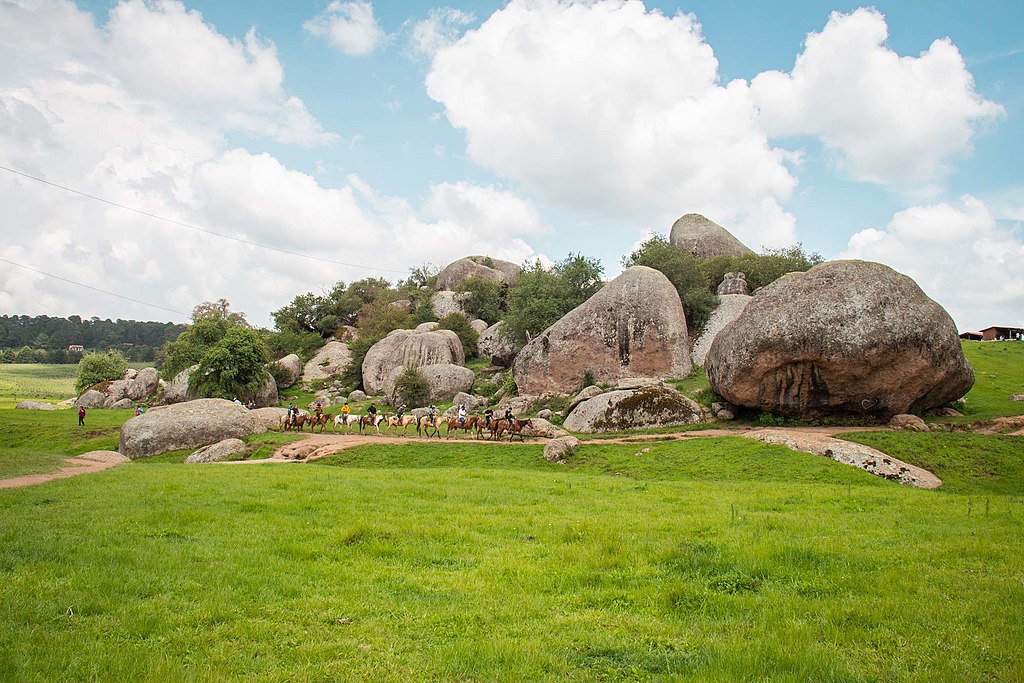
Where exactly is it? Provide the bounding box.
[0,256,190,317]
[0,163,408,275]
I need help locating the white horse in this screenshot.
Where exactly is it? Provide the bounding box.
[334,413,361,434]
[359,413,386,435]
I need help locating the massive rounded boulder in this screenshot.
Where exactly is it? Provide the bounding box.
[382,363,474,404]
[164,365,197,404]
[127,367,160,400]
[478,322,517,367]
[669,213,754,260]
[362,329,465,395]
[431,291,471,319]
[119,398,259,459]
[563,384,703,433]
[705,260,975,419]
[513,266,692,396]
[436,256,521,291]
[301,341,352,384]
[272,354,303,388]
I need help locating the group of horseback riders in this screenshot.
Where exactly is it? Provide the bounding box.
[285,399,518,432]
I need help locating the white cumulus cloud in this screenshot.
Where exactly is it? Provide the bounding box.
[304,1,386,57]
[409,7,475,59]
[750,8,1003,193]
[840,196,1024,331]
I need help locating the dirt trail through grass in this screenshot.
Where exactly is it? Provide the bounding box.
[0,451,128,490]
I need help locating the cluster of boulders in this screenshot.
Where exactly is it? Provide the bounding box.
[73,367,163,410]
[431,256,521,319]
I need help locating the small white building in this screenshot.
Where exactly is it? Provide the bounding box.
[68,344,84,352]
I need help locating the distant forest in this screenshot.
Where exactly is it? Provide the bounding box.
[0,315,187,364]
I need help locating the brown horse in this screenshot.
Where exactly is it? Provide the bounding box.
[281,411,309,431]
[385,415,417,436]
[310,412,333,433]
[417,414,446,438]
[360,413,386,434]
[446,414,481,439]
[490,418,532,441]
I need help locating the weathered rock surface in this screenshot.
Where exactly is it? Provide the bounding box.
[669,213,754,260]
[470,319,489,333]
[416,322,439,332]
[567,385,605,414]
[691,294,753,367]
[16,400,56,410]
[362,329,465,395]
[431,291,470,319]
[544,436,580,463]
[105,379,131,403]
[273,354,303,388]
[497,395,539,415]
[436,256,521,291]
[164,365,198,404]
[110,398,133,410]
[252,372,279,408]
[890,414,929,432]
[478,322,517,367]
[301,341,352,384]
[717,272,751,296]
[383,363,474,404]
[348,390,367,402]
[522,417,570,439]
[251,407,288,432]
[537,408,553,420]
[119,398,259,459]
[514,266,691,396]
[185,438,247,464]
[705,260,975,420]
[127,367,160,400]
[75,390,106,409]
[563,384,703,433]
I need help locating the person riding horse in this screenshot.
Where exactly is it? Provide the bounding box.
[458,404,467,428]
[427,404,437,426]
[504,407,515,430]
[340,401,350,425]
[396,404,406,422]
[484,408,493,430]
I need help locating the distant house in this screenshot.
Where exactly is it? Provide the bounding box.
[980,326,1024,341]
[68,344,84,352]
[959,331,983,341]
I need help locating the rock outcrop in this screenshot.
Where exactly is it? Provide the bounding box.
[691,294,753,367]
[544,436,580,463]
[470,319,489,333]
[705,260,975,419]
[185,438,247,464]
[253,372,279,408]
[478,322,516,367]
[120,398,259,459]
[669,213,754,260]
[74,390,106,409]
[717,272,751,295]
[383,363,474,404]
[436,256,521,291]
[362,329,465,395]
[301,341,352,384]
[273,354,303,388]
[513,266,691,396]
[563,384,703,433]
[431,291,471,319]
[127,368,160,401]
[15,400,56,410]
[164,365,197,404]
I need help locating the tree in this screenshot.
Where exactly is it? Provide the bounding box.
[190,327,270,401]
[501,255,605,346]
[162,316,232,379]
[623,235,717,333]
[437,313,479,359]
[76,350,129,392]
[391,365,431,407]
[457,276,504,323]
[192,298,249,327]
[699,244,824,292]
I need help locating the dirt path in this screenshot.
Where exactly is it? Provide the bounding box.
[0,451,129,490]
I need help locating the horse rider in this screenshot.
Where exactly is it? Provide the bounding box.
[314,403,324,422]
[340,401,350,425]
[504,407,515,430]
[288,402,298,427]
[427,404,437,426]
[396,404,406,423]
[458,404,467,428]
[484,408,493,429]
[368,403,378,425]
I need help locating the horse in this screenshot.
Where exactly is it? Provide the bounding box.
[417,414,446,438]
[281,410,310,431]
[385,415,417,436]
[360,413,387,434]
[334,413,360,434]
[489,418,532,441]
[446,414,480,439]
[310,412,333,433]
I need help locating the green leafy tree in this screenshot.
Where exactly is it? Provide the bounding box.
[191,298,249,327]
[391,365,431,407]
[437,313,479,359]
[501,255,605,346]
[457,276,504,323]
[190,327,270,400]
[76,350,129,392]
[700,244,824,292]
[162,316,232,379]
[623,235,717,332]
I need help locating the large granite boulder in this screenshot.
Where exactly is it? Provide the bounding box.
[521,418,570,439]
[544,436,580,463]
[185,438,247,464]
[105,379,132,403]
[416,322,439,332]
[436,256,521,291]
[75,390,106,409]
[563,384,704,433]
[705,260,975,419]
[431,291,471,319]
[272,354,302,388]
[691,294,753,367]
[470,319,489,333]
[127,367,160,400]
[567,385,605,414]
[717,272,751,296]
[301,341,352,384]
[478,322,517,367]
[252,372,279,408]
[513,266,691,396]
[251,407,289,432]
[669,213,754,260]
[15,400,56,411]
[164,365,198,404]
[119,398,259,459]
[362,329,465,395]
[383,363,474,404]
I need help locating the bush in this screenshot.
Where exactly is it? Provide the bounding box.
[76,350,129,392]
[501,254,604,346]
[162,316,232,380]
[437,313,479,359]
[457,276,504,324]
[392,365,431,407]
[700,245,823,292]
[190,327,270,401]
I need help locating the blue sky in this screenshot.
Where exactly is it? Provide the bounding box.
[1,0,1021,331]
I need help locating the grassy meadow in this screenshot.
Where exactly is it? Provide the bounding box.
[0,363,78,402]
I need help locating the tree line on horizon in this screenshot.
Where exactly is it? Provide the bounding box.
[0,314,187,364]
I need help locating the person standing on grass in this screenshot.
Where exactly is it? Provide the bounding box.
[78,406,86,426]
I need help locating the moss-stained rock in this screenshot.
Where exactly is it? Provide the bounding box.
[563,384,703,433]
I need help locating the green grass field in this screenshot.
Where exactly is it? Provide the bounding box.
[0,363,78,401]
[959,341,1024,420]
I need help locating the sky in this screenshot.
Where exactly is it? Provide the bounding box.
[1,0,1022,333]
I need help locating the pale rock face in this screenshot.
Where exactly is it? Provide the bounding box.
[251,407,289,433]
[164,365,198,404]
[382,363,474,404]
[436,256,521,291]
[106,379,132,403]
[431,291,471,319]
[521,418,570,439]
[717,272,751,296]
[75,389,106,409]
[478,322,516,367]
[253,372,279,408]
[669,213,754,260]
[544,436,580,462]
[362,329,465,395]
[301,341,352,384]
[691,294,753,368]
[185,438,247,464]
[15,400,56,410]
[416,322,439,332]
[470,319,489,333]
[563,384,704,433]
[705,260,975,419]
[513,266,692,396]
[120,398,259,459]
[566,385,605,415]
[273,354,303,388]
[126,368,159,401]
